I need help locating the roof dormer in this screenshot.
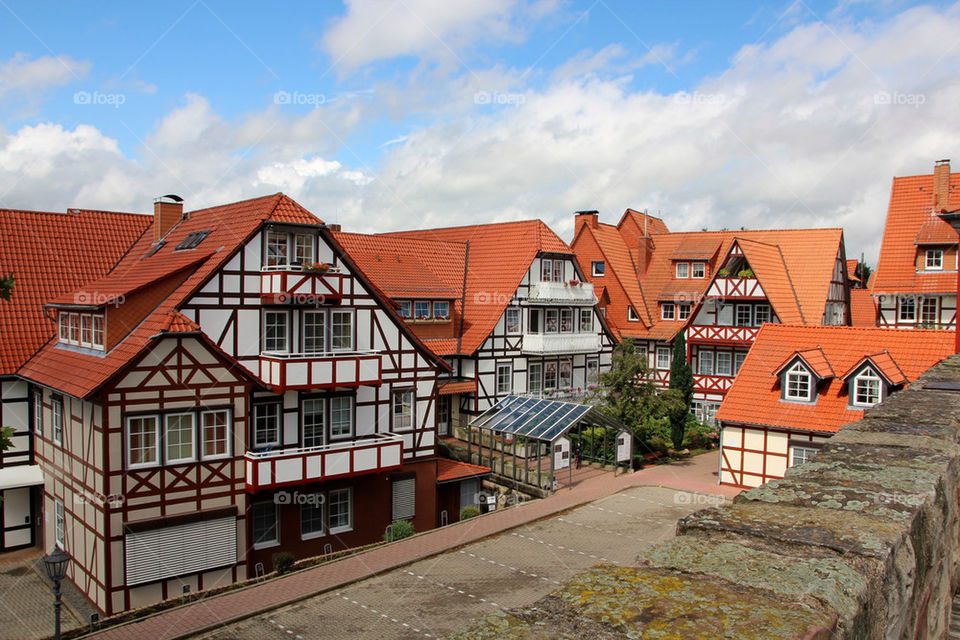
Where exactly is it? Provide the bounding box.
[773,348,834,403]
[840,351,906,408]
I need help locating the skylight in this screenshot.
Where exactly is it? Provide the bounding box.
[176,231,211,250]
[144,240,166,258]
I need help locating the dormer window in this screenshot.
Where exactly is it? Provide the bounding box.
[58,311,105,351]
[925,249,943,270]
[541,258,563,282]
[591,261,605,276]
[660,303,674,321]
[398,301,412,318]
[433,301,450,319]
[628,306,641,322]
[264,230,317,268]
[899,296,916,322]
[853,368,882,406]
[414,301,430,319]
[692,262,706,279]
[675,263,689,279]
[784,362,813,402]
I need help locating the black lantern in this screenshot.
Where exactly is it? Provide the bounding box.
[43,547,70,640]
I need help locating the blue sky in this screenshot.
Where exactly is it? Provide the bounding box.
[2,1,959,260]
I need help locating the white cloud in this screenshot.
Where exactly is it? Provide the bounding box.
[0,52,90,99]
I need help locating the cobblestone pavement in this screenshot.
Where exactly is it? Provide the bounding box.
[0,553,89,640]
[198,485,723,640]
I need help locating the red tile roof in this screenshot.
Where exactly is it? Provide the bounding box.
[773,346,834,379]
[839,351,907,385]
[849,289,877,327]
[436,458,491,484]
[18,194,321,397]
[717,324,954,433]
[873,168,960,295]
[156,310,202,334]
[0,208,151,375]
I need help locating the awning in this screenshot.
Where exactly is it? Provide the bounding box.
[468,395,627,442]
[0,465,44,491]
[436,459,492,484]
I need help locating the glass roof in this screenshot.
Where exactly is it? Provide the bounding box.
[468,395,626,442]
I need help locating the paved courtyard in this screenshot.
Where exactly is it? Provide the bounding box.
[198,485,725,640]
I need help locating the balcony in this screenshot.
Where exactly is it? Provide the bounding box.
[259,351,382,392]
[705,277,765,300]
[693,374,734,394]
[686,325,758,345]
[521,332,601,355]
[260,266,344,305]
[526,281,597,306]
[244,433,404,492]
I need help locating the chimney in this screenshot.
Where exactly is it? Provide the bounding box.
[575,210,599,233]
[934,159,951,211]
[154,195,184,242]
[327,224,341,233]
[634,236,655,275]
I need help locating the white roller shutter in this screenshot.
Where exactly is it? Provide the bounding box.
[125,516,236,586]
[392,478,416,521]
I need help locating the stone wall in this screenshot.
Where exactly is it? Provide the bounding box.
[451,354,960,639]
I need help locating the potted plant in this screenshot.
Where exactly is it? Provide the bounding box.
[717,268,730,277]
[737,269,754,278]
[303,262,331,274]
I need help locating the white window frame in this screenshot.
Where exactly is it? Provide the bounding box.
[579,308,593,332]
[545,309,559,332]
[659,304,674,321]
[54,498,65,550]
[328,487,353,534]
[433,301,450,319]
[925,249,943,270]
[399,300,412,318]
[591,261,605,276]
[201,409,231,460]
[543,362,558,389]
[558,359,573,388]
[692,262,706,279]
[265,230,289,268]
[126,414,160,469]
[294,232,315,266]
[91,314,105,350]
[675,262,689,279]
[34,391,43,436]
[51,396,63,445]
[300,494,325,540]
[164,412,196,464]
[853,368,882,407]
[586,358,599,384]
[677,303,691,320]
[785,362,813,402]
[330,309,354,351]
[559,308,574,333]
[253,403,281,448]
[698,350,714,376]
[734,352,747,375]
[899,297,916,322]
[528,362,543,393]
[754,304,771,326]
[302,398,326,448]
[392,389,415,431]
[496,363,512,394]
[58,312,69,343]
[263,310,289,353]
[505,307,521,334]
[656,346,671,370]
[791,446,818,467]
[715,352,732,377]
[80,314,93,348]
[252,502,280,549]
[920,297,939,325]
[330,396,353,440]
[735,304,752,327]
[303,310,326,355]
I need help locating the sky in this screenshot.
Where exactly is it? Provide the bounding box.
[1,0,959,263]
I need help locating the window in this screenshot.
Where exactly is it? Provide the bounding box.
[785,362,812,401]
[294,233,314,265]
[544,362,558,389]
[675,262,689,279]
[698,351,714,375]
[201,409,230,459]
[265,230,288,267]
[165,413,195,463]
[496,363,512,394]
[299,310,323,354]
[302,399,325,448]
[853,368,882,406]
[586,358,599,384]
[529,362,543,393]
[330,396,353,439]
[559,360,572,388]
[579,309,593,332]
[692,262,706,279]
[678,303,691,320]
[528,309,541,333]
[34,392,43,436]
[560,308,573,332]
[263,311,289,353]
[300,496,325,539]
[68,313,79,345]
[252,502,279,548]
[329,487,353,533]
[59,312,105,350]
[414,300,430,319]
[253,403,280,448]
[541,259,562,282]
[81,314,93,347]
[735,305,752,327]
[552,259,563,282]
[545,309,559,332]
[55,499,65,549]
[899,297,916,322]
[925,249,943,270]
[791,446,818,467]
[660,304,674,321]
[734,352,747,375]
[392,478,416,521]
[433,301,449,319]
[716,352,732,377]
[592,261,605,276]
[331,310,353,351]
[393,390,414,430]
[127,415,159,467]
[58,313,69,342]
[921,297,939,325]
[51,396,63,445]
[505,308,521,334]
[92,315,104,349]
[693,401,719,425]
[754,304,771,326]
[399,301,412,318]
[656,346,671,370]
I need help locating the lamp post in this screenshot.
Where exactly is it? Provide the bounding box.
[43,547,70,640]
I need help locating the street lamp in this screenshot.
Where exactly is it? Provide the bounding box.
[43,547,70,640]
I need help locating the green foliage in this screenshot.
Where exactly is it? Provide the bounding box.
[385,519,415,541]
[0,273,13,302]
[459,506,481,521]
[0,426,12,453]
[272,551,295,574]
[737,269,754,278]
[683,415,720,450]
[858,260,872,286]
[717,268,730,277]
[668,334,695,449]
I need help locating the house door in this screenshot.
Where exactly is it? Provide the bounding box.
[2,487,32,549]
[437,396,451,437]
[554,437,570,470]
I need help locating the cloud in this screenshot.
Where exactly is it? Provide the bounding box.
[0,52,90,99]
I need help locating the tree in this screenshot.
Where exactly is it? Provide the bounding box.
[0,273,13,301]
[858,260,872,287]
[668,332,695,449]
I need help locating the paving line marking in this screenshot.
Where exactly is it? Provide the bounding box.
[509,531,616,564]
[403,570,501,608]
[334,592,432,638]
[556,516,631,539]
[267,618,304,639]
[457,550,561,585]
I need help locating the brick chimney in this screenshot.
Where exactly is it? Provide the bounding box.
[575,210,599,234]
[934,159,951,211]
[154,195,184,242]
[634,236,655,275]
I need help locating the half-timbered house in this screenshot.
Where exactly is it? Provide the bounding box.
[13,193,449,614]
[873,159,959,329]
[715,324,953,488]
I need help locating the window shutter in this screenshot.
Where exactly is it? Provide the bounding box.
[392,478,416,521]
[125,516,236,586]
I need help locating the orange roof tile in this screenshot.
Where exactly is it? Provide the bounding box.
[0,208,151,375]
[156,310,202,334]
[438,379,477,395]
[717,324,954,433]
[839,351,907,385]
[849,289,877,327]
[436,458,491,484]
[873,168,960,295]
[772,347,834,379]
[845,259,860,283]
[736,239,804,324]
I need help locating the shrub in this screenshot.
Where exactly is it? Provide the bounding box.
[272,551,295,575]
[384,519,415,542]
[460,506,481,521]
[737,269,754,278]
